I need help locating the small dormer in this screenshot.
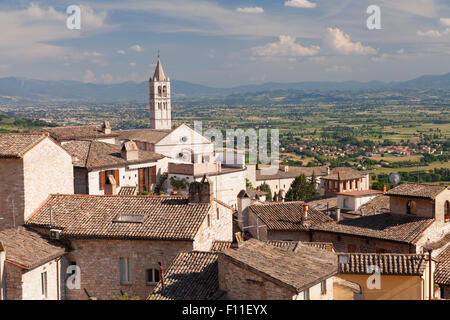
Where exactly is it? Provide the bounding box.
[121,140,139,161]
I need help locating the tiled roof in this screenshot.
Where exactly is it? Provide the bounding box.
[338,253,428,276]
[311,213,433,244]
[0,227,65,270]
[249,201,333,231]
[221,239,337,292]
[323,167,366,180]
[118,186,137,196]
[26,195,211,241]
[151,251,220,300]
[256,166,328,181]
[353,195,390,216]
[0,133,48,158]
[264,240,334,252]
[237,189,267,200]
[435,245,450,285]
[307,197,338,212]
[116,129,171,144]
[386,183,447,199]
[336,190,383,197]
[211,241,233,252]
[43,125,118,141]
[62,140,164,169]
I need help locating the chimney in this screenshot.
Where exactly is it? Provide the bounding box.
[336,208,341,222]
[121,140,139,161]
[102,121,111,134]
[237,190,252,230]
[382,185,387,193]
[104,174,117,195]
[189,175,213,204]
[302,203,309,219]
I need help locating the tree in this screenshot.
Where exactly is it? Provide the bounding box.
[285,174,318,201]
[259,183,272,201]
[245,178,254,190]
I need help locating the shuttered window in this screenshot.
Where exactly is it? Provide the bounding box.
[99,171,106,190]
[150,166,157,185]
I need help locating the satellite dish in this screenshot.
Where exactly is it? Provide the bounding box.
[389,172,401,185]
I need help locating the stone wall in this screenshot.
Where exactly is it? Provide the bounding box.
[74,168,88,194]
[311,231,412,253]
[23,138,74,222]
[218,255,296,300]
[65,239,193,300]
[4,262,23,300]
[0,158,24,230]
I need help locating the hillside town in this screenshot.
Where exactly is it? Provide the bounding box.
[0,59,449,301]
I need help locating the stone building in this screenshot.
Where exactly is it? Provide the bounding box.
[310,183,450,254]
[0,133,74,230]
[237,195,333,241]
[0,227,66,300]
[250,165,329,196]
[62,139,167,195]
[218,239,337,300]
[323,167,370,196]
[337,252,436,300]
[26,178,233,300]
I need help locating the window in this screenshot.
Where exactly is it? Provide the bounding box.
[407,200,417,215]
[303,288,310,300]
[120,258,132,285]
[321,280,327,295]
[146,268,161,285]
[41,271,48,298]
[343,198,349,209]
[217,208,220,220]
[445,201,450,222]
[207,213,211,227]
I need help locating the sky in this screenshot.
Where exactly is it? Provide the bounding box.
[0,0,449,87]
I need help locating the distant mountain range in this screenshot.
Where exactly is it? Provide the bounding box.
[0,73,449,104]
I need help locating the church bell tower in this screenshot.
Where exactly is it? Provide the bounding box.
[149,56,171,130]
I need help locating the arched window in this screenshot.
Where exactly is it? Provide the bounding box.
[407,200,417,215]
[158,86,162,97]
[445,201,450,222]
[163,86,167,97]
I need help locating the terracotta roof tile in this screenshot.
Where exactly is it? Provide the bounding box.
[435,245,450,285]
[256,166,328,181]
[264,240,334,252]
[26,195,210,241]
[353,195,390,216]
[211,241,233,252]
[43,125,118,141]
[0,133,48,158]
[311,213,433,244]
[116,129,171,144]
[249,201,333,231]
[151,251,220,300]
[0,227,65,269]
[62,140,164,169]
[386,183,447,199]
[221,239,337,292]
[338,253,428,276]
[323,167,366,180]
[118,186,138,196]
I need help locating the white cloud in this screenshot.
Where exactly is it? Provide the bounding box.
[130,45,143,52]
[325,65,351,73]
[117,50,126,54]
[252,35,320,57]
[236,7,264,14]
[129,62,136,67]
[325,28,377,55]
[83,69,96,83]
[441,18,450,26]
[284,0,317,9]
[417,29,450,38]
